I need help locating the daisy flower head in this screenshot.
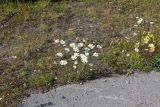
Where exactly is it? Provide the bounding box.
[143,37,149,44]
[69,43,76,48]
[126,53,130,57]
[78,42,84,47]
[60,60,68,66]
[96,45,102,49]
[137,18,143,24]
[82,38,86,43]
[73,46,79,52]
[133,33,137,36]
[148,43,155,53]
[150,22,154,25]
[73,65,77,69]
[71,53,79,60]
[12,56,17,59]
[134,48,139,52]
[56,52,63,57]
[134,25,138,27]
[135,42,140,48]
[60,40,65,45]
[88,44,95,49]
[54,39,60,43]
[64,48,70,52]
[74,61,78,65]
[80,54,88,63]
[93,52,99,57]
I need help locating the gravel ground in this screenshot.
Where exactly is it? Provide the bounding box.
[20,71,160,107]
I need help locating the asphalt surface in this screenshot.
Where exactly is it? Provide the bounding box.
[21,71,160,107]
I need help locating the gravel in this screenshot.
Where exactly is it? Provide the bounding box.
[20,71,160,107]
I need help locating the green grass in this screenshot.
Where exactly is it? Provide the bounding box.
[29,72,56,88]
[1,0,160,106]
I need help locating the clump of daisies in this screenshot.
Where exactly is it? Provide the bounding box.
[132,17,156,53]
[134,31,156,53]
[53,38,103,71]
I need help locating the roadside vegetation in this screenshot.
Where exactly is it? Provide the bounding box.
[1,0,160,106]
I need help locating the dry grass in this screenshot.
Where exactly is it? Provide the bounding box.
[1,0,160,106]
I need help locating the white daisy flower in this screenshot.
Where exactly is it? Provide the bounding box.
[60,40,65,45]
[126,53,130,57]
[133,33,137,36]
[71,53,79,60]
[73,65,77,69]
[60,60,67,66]
[134,25,138,27]
[78,43,84,47]
[56,52,63,57]
[134,48,139,52]
[54,39,60,43]
[12,56,17,59]
[73,47,79,52]
[82,38,86,43]
[64,48,70,52]
[93,52,99,57]
[80,54,88,63]
[137,18,143,24]
[75,53,80,56]
[69,43,76,48]
[148,43,155,53]
[150,22,154,25]
[143,37,149,44]
[88,44,95,49]
[135,42,140,48]
[74,61,78,65]
[96,45,102,49]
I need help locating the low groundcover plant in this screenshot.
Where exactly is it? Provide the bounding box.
[54,38,103,71]
[101,17,160,73]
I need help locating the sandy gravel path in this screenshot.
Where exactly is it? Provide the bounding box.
[21,71,160,107]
